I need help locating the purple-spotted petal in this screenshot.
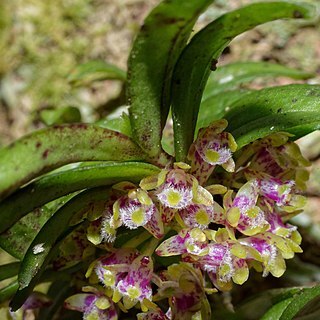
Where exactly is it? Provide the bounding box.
[179,203,214,229]
[64,290,118,320]
[188,120,237,184]
[156,233,188,256]
[117,196,154,229]
[165,263,211,319]
[117,255,153,302]
[156,169,195,209]
[22,292,51,310]
[95,249,139,288]
[137,309,169,320]
[258,177,294,205]
[143,207,164,239]
[156,229,208,257]
[224,180,270,235]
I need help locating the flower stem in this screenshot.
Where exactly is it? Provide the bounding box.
[121,230,152,249]
[141,237,160,256]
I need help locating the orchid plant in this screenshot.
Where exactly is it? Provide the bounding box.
[0,1,320,319]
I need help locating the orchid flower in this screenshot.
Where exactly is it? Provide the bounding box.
[87,248,154,310]
[154,263,212,320]
[188,119,237,184]
[64,286,117,320]
[223,180,270,236]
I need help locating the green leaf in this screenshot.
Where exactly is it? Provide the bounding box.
[225,84,320,148]
[261,298,294,320]
[0,123,147,201]
[0,194,75,260]
[68,60,126,86]
[11,187,111,310]
[0,281,19,303]
[171,1,315,161]
[235,287,302,320]
[196,62,314,135]
[203,61,314,100]
[196,89,253,134]
[0,162,159,234]
[96,112,132,137]
[280,286,320,320]
[0,262,20,281]
[39,106,82,126]
[127,0,214,158]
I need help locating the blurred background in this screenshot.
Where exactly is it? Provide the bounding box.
[0,0,320,315]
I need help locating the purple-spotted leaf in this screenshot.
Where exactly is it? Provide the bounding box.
[0,162,159,234]
[196,89,253,135]
[0,124,147,201]
[0,194,75,260]
[10,187,112,311]
[127,0,214,158]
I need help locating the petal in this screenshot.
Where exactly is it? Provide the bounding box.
[232,260,249,285]
[156,169,196,209]
[179,204,214,229]
[118,197,154,229]
[143,207,164,239]
[87,218,104,245]
[117,256,153,302]
[156,234,188,256]
[23,292,51,310]
[137,309,169,320]
[64,293,96,313]
[259,177,294,205]
[233,180,259,213]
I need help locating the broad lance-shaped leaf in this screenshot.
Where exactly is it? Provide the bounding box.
[0,193,75,260]
[0,123,147,201]
[280,285,320,320]
[260,286,320,320]
[203,61,314,100]
[0,194,74,260]
[0,162,159,234]
[39,106,81,126]
[261,298,294,320]
[235,287,302,320]
[0,262,20,281]
[171,1,315,161]
[11,187,111,311]
[0,281,19,304]
[127,0,214,158]
[97,112,132,138]
[68,60,126,86]
[196,62,314,133]
[225,84,320,148]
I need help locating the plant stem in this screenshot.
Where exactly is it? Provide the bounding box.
[121,230,151,249]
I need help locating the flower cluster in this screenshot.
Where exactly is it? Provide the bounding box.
[64,120,309,319]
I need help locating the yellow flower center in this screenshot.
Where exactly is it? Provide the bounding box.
[127,286,141,299]
[167,190,182,207]
[195,209,210,226]
[87,311,100,320]
[103,270,116,287]
[95,296,110,310]
[204,149,220,163]
[131,208,146,225]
